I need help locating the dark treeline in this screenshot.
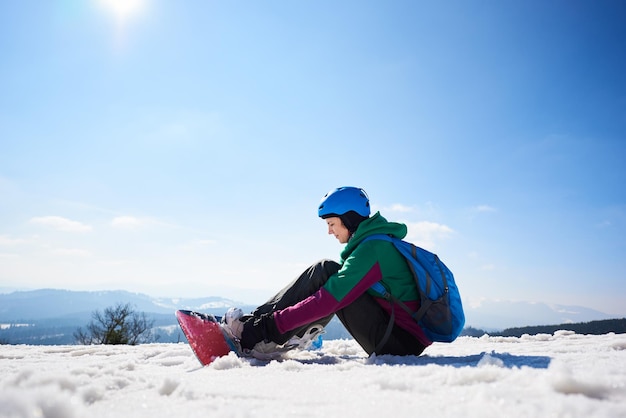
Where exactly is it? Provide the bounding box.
[461,318,626,338]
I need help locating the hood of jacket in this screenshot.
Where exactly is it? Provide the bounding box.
[340,211,407,262]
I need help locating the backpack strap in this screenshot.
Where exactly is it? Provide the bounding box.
[362,234,423,354]
[371,281,422,354]
[374,296,395,355]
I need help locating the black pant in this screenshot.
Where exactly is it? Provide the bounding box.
[252,259,426,356]
[336,292,426,356]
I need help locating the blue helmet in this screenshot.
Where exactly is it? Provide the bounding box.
[318,187,370,218]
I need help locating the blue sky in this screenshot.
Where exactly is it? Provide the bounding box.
[1,1,625,315]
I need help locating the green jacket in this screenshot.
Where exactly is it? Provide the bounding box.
[326,211,419,302]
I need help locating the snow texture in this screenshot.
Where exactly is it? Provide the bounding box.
[1,331,625,417]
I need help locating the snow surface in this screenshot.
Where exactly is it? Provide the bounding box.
[1,331,625,418]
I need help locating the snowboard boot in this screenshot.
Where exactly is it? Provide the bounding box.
[221,307,245,339]
[287,323,325,350]
[219,307,248,355]
[221,308,325,360]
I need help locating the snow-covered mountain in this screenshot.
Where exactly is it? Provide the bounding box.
[0,289,618,330]
[0,289,352,345]
[463,299,613,331]
[0,289,253,322]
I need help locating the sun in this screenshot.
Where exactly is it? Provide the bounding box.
[99,0,145,24]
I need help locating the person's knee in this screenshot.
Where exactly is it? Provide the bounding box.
[306,259,340,288]
[319,259,340,275]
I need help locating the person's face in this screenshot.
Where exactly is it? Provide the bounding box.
[325,217,350,244]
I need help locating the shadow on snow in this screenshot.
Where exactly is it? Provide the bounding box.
[369,351,552,369]
[266,350,552,369]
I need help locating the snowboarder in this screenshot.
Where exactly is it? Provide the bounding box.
[222,186,430,357]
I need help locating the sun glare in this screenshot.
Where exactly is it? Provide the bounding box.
[99,0,145,24]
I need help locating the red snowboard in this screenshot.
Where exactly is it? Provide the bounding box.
[176,310,236,365]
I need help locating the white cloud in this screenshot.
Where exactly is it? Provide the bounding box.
[467,251,479,259]
[474,205,497,213]
[180,239,218,251]
[0,253,19,259]
[29,216,92,232]
[379,201,439,219]
[404,221,454,249]
[111,215,176,230]
[51,248,92,257]
[410,221,454,235]
[0,235,28,246]
[385,204,414,213]
[194,239,217,246]
[111,216,151,229]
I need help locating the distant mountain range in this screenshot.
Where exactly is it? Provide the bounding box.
[0,289,351,345]
[0,288,250,321]
[0,289,620,345]
[463,299,615,331]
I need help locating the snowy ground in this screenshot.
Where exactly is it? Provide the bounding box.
[1,331,625,418]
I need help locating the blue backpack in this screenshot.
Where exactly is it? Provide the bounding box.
[361,234,465,344]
